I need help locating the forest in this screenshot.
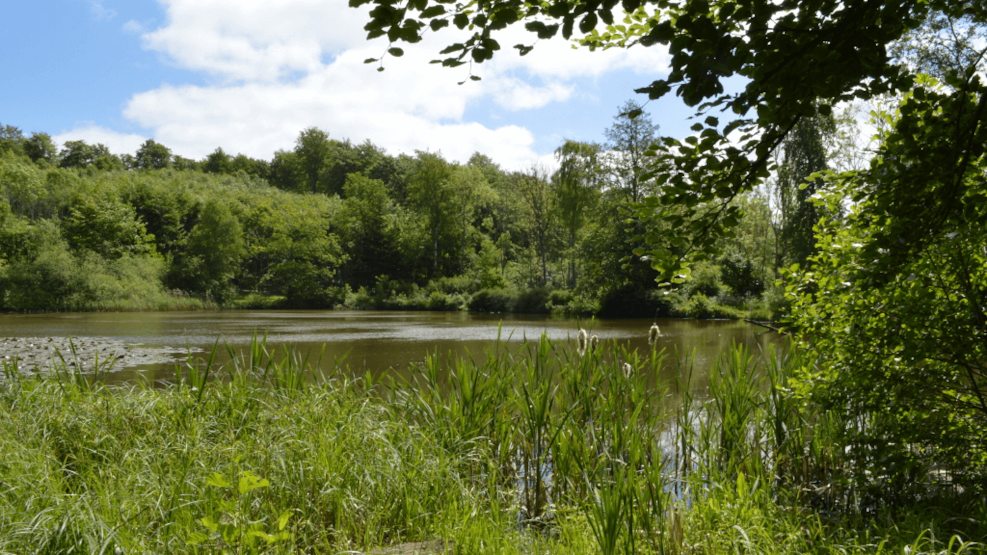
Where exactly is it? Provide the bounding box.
[0,100,794,318]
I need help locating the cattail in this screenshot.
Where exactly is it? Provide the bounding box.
[622,362,633,378]
[648,323,661,346]
[577,328,588,357]
[590,334,599,354]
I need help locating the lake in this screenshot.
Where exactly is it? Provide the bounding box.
[0,310,784,385]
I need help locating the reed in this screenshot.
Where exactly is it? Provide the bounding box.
[0,334,982,554]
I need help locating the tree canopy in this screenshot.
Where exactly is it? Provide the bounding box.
[352,0,987,281]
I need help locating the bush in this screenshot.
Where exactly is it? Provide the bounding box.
[719,252,766,298]
[513,287,550,314]
[597,285,678,318]
[427,291,463,311]
[427,275,476,295]
[679,293,743,320]
[467,287,550,314]
[467,288,515,313]
[685,261,723,297]
[546,289,573,308]
[683,293,715,319]
[763,285,790,321]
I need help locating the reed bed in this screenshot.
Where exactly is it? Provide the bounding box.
[0,335,983,554]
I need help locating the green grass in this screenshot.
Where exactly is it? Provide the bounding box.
[0,337,983,553]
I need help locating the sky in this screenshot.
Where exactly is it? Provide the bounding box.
[1,0,725,170]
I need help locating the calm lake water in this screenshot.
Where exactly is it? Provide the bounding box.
[0,310,784,385]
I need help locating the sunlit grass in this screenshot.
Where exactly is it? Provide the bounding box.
[0,336,982,553]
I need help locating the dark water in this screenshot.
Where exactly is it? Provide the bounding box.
[0,310,783,384]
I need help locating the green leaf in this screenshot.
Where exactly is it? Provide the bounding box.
[186,531,211,545]
[238,471,270,494]
[388,47,405,57]
[439,42,465,55]
[206,473,231,489]
[201,515,220,532]
[420,5,445,17]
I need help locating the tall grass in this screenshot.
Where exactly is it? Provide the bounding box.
[0,336,983,553]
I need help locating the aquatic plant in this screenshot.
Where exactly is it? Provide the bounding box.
[648,323,660,346]
[0,335,982,554]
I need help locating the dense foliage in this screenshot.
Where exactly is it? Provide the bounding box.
[0,105,774,316]
[349,0,987,515]
[1,338,983,553]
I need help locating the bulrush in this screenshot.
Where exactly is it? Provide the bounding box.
[577,328,588,357]
[622,362,633,378]
[590,335,599,354]
[648,323,661,346]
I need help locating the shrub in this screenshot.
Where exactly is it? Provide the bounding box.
[545,289,572,308]
[512,287,550,314]
[427,291,462,311]
[684,261,723,298]
[467,288,515,313]
[597,285,678,318]
[719,252,766,298]
[683,293,715,319]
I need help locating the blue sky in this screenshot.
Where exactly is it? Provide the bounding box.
[2,0,710,169]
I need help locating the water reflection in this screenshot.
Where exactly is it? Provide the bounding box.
[0,310,783,385]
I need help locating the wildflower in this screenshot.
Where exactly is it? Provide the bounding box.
[577,328,588,357]
[590,334,599,354]
[622,362,633,378]
[648,323,661,346]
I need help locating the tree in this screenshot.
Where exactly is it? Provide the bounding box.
[407,151,457,279]
[134,140,172,171]
[176,199,245,303]
[59,140,97,168]
[295,127,331,194]
[62,196,156,259]
[772,115,832,269]
[23,132,57,164]
[230,154,270,179]
[553,140,601,289]
[513,166,556,286]
[353,0,987,281]
[581,102,664,301]
[891,10,987,82]
[789,96,987,492]
[268,150,302,191]
[240,195,345,307]
[449,165,496,273]
[204,147,233,174]
[339,173,399,287]
[0,124,24,156]
[603,100,660,202]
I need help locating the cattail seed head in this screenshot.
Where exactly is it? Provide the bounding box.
[577,328,588,357]
[648,323,661,346]
[590,335,599,353]
[622,362,633,378]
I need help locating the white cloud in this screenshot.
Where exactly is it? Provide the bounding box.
[88,0,116,21]
[121,0,673,166]
[123,20,145,34]
[52,124,148,156]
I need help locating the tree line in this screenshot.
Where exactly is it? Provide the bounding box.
[0,100,825,315]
